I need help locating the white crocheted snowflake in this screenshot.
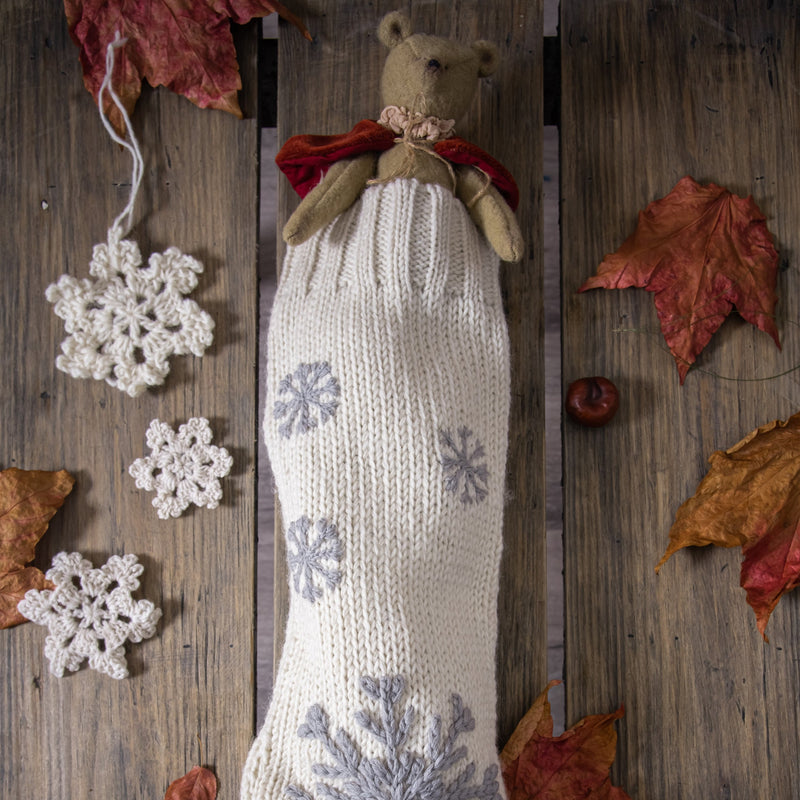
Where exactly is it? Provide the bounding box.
[129,417,233,520]
[17,551,162,680]
[45,232,214,397]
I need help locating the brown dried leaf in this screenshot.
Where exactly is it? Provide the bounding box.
[0,468,74,629]
[656,412,800,638]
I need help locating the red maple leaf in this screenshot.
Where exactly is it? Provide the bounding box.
[500,681,631,800]
[579,176,780,383]
[656,412,800,639]
[64,0,311,133]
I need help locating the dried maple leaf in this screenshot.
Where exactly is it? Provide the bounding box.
[0,468,74,629]
[656,412,800,639]
[165,766,217,800]
[64,0,311,134]
[580,176,780,383]
[500,680,631,800]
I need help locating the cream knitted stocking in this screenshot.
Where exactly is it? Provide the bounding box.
[241,178,510,800]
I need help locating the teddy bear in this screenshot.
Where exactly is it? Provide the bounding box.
[241,12,521,800]
[277,10,524,262]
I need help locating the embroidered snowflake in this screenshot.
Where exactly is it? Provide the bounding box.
[17,551,162,680]
[273,362,340,439]
[286,675,501,800]
[286,516,344,603]
[439,427,490,505]
[45,232,214,397]
[128,417,233,519]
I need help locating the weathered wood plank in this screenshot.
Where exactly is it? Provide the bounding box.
[275,0,545,747]
[561,2,800,796]
[0,2,258,797]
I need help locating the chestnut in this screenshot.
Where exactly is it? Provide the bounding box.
[565,376,619,427]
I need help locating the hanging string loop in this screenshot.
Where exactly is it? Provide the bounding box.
[97,32,144,244]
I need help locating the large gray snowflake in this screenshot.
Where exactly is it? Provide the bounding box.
[285,675,501,800]
[439,428,490,505]
[286,516,344,603]
[274,362,340,439]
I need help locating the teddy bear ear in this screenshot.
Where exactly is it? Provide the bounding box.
[378,11,413,48]
[472,40,499,77]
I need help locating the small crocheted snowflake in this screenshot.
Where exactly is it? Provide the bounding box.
[129,417,233,520]
[439,427,490,505]
[46,231,214,397]
[273,362,340,439]
[17,551,162,679]
[286,516,344,603]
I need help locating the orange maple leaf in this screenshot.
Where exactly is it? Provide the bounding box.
[500,681,631,800]
[165,766,217,800]
[656,412,800,639]
[0,468,75,629]
[64,0,311,134]
[580,176,780,383]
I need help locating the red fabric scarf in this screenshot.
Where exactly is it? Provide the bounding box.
[276,119,519,211]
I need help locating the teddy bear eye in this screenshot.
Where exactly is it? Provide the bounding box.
[427,58,442,69]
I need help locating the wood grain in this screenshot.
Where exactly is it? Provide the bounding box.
[0,2,258,797]
[561,2,800,796]
[274,0,545,748]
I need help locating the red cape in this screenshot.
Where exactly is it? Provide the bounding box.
[276,119,519,211]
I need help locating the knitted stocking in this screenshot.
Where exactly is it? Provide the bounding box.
[241,178,510,800]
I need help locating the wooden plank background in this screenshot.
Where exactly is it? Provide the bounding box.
[274,0,546,747]
[0,1,258,797]
[13,1,800,798]
[561,2,800,797]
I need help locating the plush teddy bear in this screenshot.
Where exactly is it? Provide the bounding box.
[277,11,524,262]
[241,12,521,800]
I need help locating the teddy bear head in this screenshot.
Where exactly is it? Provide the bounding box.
[377,11,499,125]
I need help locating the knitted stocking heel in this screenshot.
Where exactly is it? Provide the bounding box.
[241,178,510,800]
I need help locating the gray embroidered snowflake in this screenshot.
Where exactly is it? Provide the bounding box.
[274,362,340,439]
[439,428,490,505]
[286,675,501,800]
[286,516,344,603]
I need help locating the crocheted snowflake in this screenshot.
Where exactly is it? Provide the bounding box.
[17,551,162,679]
[286,516,344,603]
[286,675,501,800]
[439,427,490,505]
[129,417,233,520]
[45,232,214,398]
[273,362,340,439]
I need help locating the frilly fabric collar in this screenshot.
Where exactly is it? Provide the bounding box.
[377,105,456,142]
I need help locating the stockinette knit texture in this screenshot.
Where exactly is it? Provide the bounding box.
[241,177,510,800]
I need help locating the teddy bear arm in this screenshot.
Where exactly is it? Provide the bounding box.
[283,153,378,246]
[456,165,524,263]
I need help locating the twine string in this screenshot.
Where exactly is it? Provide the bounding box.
[612,317,799,382]
[97,32,143,242]
[370,94,458,193]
